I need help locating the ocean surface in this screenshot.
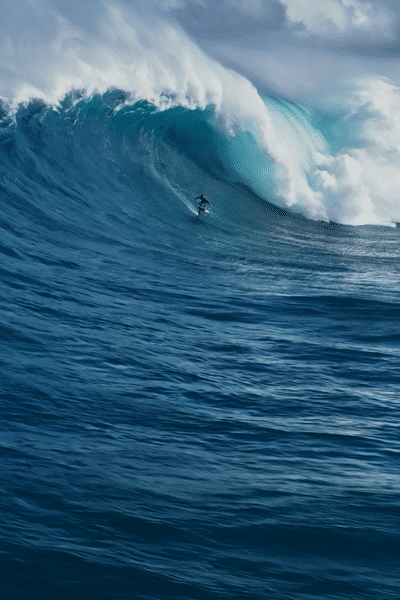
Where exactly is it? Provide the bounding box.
[1,91,399,600]
[1,3,400,597]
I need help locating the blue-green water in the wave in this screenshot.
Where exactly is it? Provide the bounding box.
[0,93,399,600]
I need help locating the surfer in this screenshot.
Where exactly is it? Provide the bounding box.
[195,194,210,216]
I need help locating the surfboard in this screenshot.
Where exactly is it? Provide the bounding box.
[198,207,210,216]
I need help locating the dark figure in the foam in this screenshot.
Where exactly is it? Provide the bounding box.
[195,194,210,216]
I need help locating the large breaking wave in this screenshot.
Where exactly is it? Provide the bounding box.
[1,0,400,226]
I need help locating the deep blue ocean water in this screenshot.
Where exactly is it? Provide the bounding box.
[1,93,400,600]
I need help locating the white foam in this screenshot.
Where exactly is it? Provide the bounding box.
[312,78,400,225]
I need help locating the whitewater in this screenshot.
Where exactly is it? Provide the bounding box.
[1,1,400,599]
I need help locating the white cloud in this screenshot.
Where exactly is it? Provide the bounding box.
[281,0,393,38]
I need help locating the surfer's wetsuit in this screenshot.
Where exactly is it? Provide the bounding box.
[195,195,210,216]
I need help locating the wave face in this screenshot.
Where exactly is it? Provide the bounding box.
[1,2,400,600]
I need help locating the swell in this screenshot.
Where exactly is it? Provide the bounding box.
[0,91,292,247]
[1,88,399,255]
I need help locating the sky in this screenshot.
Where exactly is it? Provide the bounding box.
[163,0,400,101]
